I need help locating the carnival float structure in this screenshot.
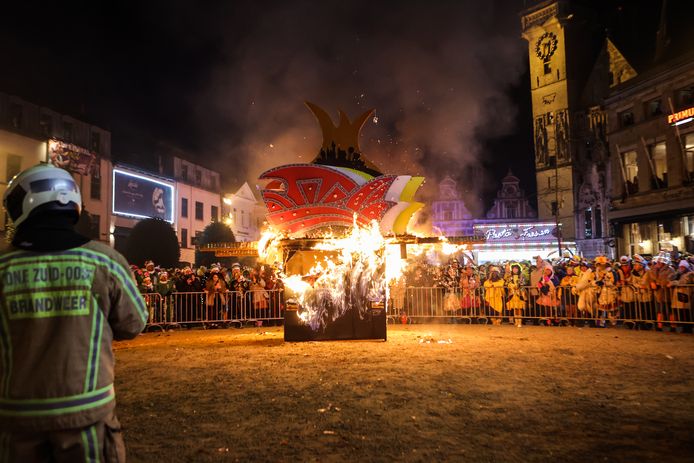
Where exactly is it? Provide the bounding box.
[202,102,482,341]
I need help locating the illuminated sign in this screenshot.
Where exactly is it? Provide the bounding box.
[473,223,557,242]
[47,139,96,175]
[667,106,694,126]
[112,168,175,223]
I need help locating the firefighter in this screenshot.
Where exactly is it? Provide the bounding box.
[0,164,147,461]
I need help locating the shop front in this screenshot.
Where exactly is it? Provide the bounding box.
[472,222,577,263]
[610,205,694,258]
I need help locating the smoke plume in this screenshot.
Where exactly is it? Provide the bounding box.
[194,0,527,213]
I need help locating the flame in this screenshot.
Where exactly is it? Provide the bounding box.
[258,216,472,331]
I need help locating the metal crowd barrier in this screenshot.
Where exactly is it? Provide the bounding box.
[388,284,694,331]
[142,284,693,332]
[142,289,285,330]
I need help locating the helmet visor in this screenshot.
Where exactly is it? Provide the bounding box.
[29,178,78,193]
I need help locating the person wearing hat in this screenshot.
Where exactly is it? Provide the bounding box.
[593,256,619,327]
[536,264,560,324]
[0,164,147,460]
[484,266,505,325]
[528,256,545,315]
[668,260,694,333]
[559,263,580,325]
[155,270,176,323]
[644,252,675,330]
[442,264,461,321]
[574,259,599,325]
[616,256,638,324]
[459,264,480,318]
[504,263,527,327]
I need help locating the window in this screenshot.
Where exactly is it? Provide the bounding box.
[63,122,73,142]
[195,170,202,185]
[619,110,634,127]
[443,210,452,221]
[645,98,663,117]
[181,164,188,181]
[677,86,693,108]
[584,208,593,239]
[649,142,667,188]
[505,203,517,219]
[195,201,203,221]
[40,114,53,137]
[90,167,101,200]
[181,228,188,249]
[90,131,101,153]
[6,155,21,182]
[550,201,558,216]
[683,133,694,181]
[10,104,22,129]
[181,198,188,218]
[211,205,218,222]
[594,206,602,238]
[544,62,551,75]
[621,150,639,194]
[89,214,100,240]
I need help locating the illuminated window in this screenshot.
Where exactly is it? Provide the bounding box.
[621,150,639,194]
[648,142,667,188]
[584,208,593,239]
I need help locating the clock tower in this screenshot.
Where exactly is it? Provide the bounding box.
[520,0,614,257]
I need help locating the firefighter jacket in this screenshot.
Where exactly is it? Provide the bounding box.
[0,240,147,431]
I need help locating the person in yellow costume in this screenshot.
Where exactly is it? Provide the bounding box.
[504,263,527,327]
[484,266,505,325]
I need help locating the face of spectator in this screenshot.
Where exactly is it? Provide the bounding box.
[212,274,219,282]
[543,267,552,277]
[512,266,520,275]
[566,266,574,275]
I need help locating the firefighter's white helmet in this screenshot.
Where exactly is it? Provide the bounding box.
[3,163,82,228]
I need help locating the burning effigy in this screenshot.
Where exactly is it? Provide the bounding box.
[258,102,425,341]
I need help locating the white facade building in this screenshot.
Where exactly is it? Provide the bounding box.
[222,182,265,242]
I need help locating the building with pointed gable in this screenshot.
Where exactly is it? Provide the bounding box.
[431,175,474,236]
[222,182,266,243]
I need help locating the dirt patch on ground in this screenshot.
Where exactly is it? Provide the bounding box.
[114,325,694,462]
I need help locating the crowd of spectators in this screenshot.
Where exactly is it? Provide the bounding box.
[390,251,694,332]
[132,260,284,326]
[131,251,693,332]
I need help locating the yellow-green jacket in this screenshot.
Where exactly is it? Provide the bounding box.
[0,241,147,431]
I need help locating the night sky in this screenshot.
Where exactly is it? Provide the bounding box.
[0,1,683,215]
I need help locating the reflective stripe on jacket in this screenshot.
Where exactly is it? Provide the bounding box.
[0,241,146,431]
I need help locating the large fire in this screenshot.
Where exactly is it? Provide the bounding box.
[258,216,471,331]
